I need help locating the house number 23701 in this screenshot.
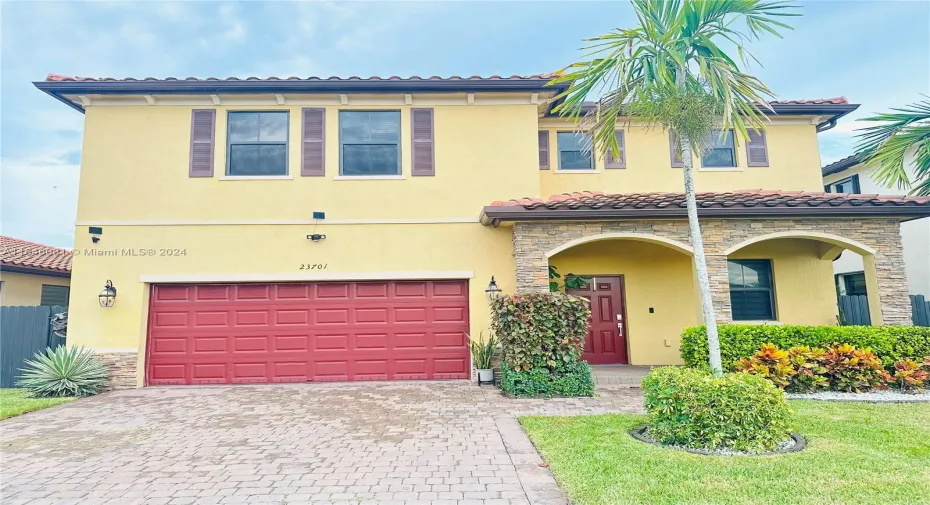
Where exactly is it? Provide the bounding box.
[299,263,328,270]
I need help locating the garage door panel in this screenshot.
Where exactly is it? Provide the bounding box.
[152,311,189,328]
[148,280,469,385]
[275,309,310,325]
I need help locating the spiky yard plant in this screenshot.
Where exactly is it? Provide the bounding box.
[468,331,499,370]
[855,97,930,195]
[552,0,798,375]
[17,346,109,397]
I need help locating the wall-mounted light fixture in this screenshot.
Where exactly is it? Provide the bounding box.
[98,280,117,307]
[485,276,502,302]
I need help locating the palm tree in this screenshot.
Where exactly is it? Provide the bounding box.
[855,98,930,196]
[551,0,797,375]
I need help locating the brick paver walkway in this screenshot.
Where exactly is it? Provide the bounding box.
[1,382,643,505]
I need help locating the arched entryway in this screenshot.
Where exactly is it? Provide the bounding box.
[547,233,696,366]
[723,231,885,325]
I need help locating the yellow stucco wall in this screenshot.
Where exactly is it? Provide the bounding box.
[0,271,71,306]
[70,97,836,381]
[729,238,839,325]
[538,120,825,197]
[78,103,540,221]
[549,240,699,365]
[67,223,515,355]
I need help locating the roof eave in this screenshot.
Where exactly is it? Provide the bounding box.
[0,263,71,277]
[34,79,571,114]
[480,205,930,225]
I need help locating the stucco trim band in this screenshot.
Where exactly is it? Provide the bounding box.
[722,231,878,256]
[546,232,694,258]
[75,218,479,226]
[139,270,476,283]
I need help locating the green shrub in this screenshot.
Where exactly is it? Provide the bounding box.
[17,346,109,397]
[500,361,595,398]
[682,324,930,371]
[491,292,590,371]
[643,366,793,452]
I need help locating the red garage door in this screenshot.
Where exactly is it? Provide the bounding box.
[146,280,470,385]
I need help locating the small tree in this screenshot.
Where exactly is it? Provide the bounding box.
[552,0,798,375]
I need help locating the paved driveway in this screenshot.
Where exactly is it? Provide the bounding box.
[1,382,643,505]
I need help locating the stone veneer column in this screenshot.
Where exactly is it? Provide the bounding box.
[512,222,551,293]
[864,221,913,326]
[703,254,733,323]
[94,351,139,390]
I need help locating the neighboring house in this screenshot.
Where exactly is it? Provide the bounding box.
[0,236,72,307]
[823,155,930,297]
[35,73,930,389]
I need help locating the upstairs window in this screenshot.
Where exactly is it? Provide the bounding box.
[227,111,288,176]
[824,175,861,194]
[340,111,401,176]
[702,130,737,168]
[728,260,776,321]
[557,132,593,170]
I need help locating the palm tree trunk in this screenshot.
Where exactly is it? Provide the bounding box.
[679,134,724,376]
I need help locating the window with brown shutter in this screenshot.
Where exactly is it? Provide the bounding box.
[669,129,684,168]
[189,109,216,177]
[605,130,626,169]
[538,131,550,170]
[411,108,435,176]
[746,129,769,167]
[301,108,325,176]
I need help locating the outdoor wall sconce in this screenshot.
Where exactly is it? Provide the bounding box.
[99,280,117,307]
[485,276,502,302]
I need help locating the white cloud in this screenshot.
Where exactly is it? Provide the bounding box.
[0,154,80,248]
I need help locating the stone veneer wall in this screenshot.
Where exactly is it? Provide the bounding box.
[94,352,138,390]
[512,217,912,326]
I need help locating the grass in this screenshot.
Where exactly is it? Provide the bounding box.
[521,401,930,505]
[0,389,76,420]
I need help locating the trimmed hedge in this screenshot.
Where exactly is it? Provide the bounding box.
[499,361,595,398]
[643,366,793,452]
[491,292,590,371]
[492,293,594,397]
[682,324,930,371]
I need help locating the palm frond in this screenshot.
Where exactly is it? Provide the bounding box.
[855,98,930,194]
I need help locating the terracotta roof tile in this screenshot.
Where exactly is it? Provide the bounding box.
[0,236,72,274]
[768,97,848,105]
[44,73,561,83]
[488,190,930,213]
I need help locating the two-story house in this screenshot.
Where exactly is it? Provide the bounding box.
[823,154,930,299]
[36,74,930,388]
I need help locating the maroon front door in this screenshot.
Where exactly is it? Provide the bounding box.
[567,276,629,364]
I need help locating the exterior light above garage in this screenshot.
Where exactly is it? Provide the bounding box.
[98,280,117,307]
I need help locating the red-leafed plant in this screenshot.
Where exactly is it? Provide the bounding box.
[889,358,930,392]
[821,343,891,393]
[735,343,795,389]
[786,346,829,393]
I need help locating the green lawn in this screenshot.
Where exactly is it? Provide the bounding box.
[0,389,76,420]
[521,401,930,505]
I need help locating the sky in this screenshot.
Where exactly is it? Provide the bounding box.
[1,0,929,248]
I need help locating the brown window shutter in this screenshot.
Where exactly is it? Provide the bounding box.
[411,108,435,176]
[669,129,684,168]
[189,109,215,177]
[538,131,550,170]
[746,129,769,167]
[301,108,325,176]
[605,130,626,169]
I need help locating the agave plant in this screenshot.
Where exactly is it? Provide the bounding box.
[468,332,498,370]
[17,346,109,397]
